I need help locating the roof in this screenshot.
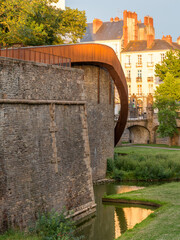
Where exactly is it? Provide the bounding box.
[121,39,180,52]
[81,21,146,42]
[81,21,124,42]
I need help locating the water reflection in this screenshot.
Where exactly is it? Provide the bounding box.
[114,206,153,238]
[76,183,155,240]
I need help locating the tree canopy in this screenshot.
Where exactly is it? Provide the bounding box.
[155,50,180,80]
[154,50,180,141]
[0,0,87,46]
[155,72,180,102]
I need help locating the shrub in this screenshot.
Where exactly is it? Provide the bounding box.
[32,210,81,240]
[107,151,180,181]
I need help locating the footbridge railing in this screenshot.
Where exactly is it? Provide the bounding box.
[0,47,71,67]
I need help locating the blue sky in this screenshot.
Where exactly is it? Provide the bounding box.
[66,0,179,42]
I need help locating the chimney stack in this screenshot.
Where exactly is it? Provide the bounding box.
[114,16,120,22]
[162,35,172,44]
[123,10,138,48]
[177,36,180,45]
[144,16,154,27]
[93,18,103,34]
[147,34,154,48]
[110,17,113,22]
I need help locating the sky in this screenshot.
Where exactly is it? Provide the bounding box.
[66,0,180,42]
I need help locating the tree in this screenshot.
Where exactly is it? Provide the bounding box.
[154,68,180,145]
[155,50,180,80]
[0,0,87,47]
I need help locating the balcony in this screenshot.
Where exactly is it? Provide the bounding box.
[126,77,131,82]
[136,77,142,82]
[147,77,154,82]
[136,62,142,67]
[147,62,154,67]
[125,63,131,68]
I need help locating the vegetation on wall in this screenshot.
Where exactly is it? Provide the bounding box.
[154,50,180,141]
[0,0,87,47]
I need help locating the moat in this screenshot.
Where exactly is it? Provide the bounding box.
[76,183,156,240]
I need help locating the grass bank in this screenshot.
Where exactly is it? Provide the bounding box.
[0,231,39,240]
[103,181,180,240]
[107,147,180,181]
[133,143,180,149]
[122,143,180,149]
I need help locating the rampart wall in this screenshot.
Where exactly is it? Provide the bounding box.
[74,65,114,181]
[0,57,96,231]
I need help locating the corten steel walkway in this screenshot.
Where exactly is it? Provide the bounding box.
[0,44,128,145]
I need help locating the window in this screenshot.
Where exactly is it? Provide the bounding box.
[126,70,131,82]
[125,55,131,67]
[148,84,154,94]
[161,53,165,63]
[148,54,153,63]
[147,70,154,82]
[128,84,131,95]
[138,70,142,78]
[138,55,142,64]
[136,55,142,67]
[147,54,154,66]
[137,85,142,95]
[127,70,131,78]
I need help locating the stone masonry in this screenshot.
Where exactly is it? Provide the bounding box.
[74,65,114,181]
[0,57,95,231]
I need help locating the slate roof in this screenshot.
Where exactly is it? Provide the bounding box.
[121,39,180,52]
[81,21,124,42]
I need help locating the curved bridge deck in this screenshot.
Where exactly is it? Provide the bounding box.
[25,44,128,145]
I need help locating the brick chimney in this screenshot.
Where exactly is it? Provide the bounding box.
[147,34,154,48]
[93,18,103,34]
[114,16,120,22]
[110,17,113,22]
[162,35,172,44]
[144,16,154,27]
[177,36,180,45]
[123,10,138,48]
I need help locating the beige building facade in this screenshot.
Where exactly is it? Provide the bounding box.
[120,39,180,113]
[81,11,180,115]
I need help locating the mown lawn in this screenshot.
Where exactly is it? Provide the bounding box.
[105,181,180,240]
[115,146,180,154]
[123,143,180,149]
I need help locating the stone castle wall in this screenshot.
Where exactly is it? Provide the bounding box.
[0,57,95,231]
[74,65,114,181]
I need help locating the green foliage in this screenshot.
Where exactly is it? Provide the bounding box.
[154,63,180,139]
[154,97,179,138]
[107,152,180,181]
[0,230,40,240]
[32,210,81,240]
[0,0,87,46]
[154,72,180,102]
[155,50,180,80]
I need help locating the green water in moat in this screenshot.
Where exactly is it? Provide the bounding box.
[76,183,157,240]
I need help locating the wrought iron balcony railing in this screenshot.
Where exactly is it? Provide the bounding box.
[136,77,142,82]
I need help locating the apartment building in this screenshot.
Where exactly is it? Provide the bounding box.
[81,10,180,114]
[121,37,180,111]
